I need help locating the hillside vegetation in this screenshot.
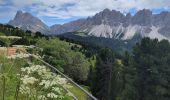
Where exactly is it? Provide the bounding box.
[1,24,170,100]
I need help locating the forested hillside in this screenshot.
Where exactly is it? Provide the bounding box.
[58,32,142,53]
[1,24,170,100]
[90,38,170,100]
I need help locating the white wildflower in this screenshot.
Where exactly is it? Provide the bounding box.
[7,53,30,59]
[67,92,73,97]
[47,92,58,98]
[20,85,30,94]
[38,95,47,100]
[20,64,69,99]
[21,67,27,72]
[21,76,38,85]
[52,87,61,94]
[55,75,67,85]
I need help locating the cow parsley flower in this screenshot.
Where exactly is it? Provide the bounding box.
[19,64,70,99]
[7,53,31,59]
[38,95,47,100]
[21,76,38,85]
[47,92,58,98]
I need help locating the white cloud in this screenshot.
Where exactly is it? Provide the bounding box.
[1,0,170,20]
[29,0,170,18]
[0,5,17,19]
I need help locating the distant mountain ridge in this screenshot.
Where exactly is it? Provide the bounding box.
[8,11,50,34]
[8,9,170,41]
[51,9,170,41]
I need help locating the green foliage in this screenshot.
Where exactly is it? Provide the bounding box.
[63,52,90,82]
[58,32,142,53]
[0,56,27,100]
[36,38,90,82]
[0,32,4,35]
[90,38,170,100]
[67,84,88,100]
[2,23,170,100]
[0,24,47,46]
[91,48,116,99]
[0,56,73,100]
[132,38,170,100]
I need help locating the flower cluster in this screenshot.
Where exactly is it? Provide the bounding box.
[20,64,69,100]
[21,75,38,85]
[7,53,31,59]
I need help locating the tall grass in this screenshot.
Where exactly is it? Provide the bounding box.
[0,56,27,100]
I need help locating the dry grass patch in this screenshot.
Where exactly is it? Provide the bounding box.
[0,47,7,56]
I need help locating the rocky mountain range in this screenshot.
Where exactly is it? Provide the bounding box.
[8,9,170,41]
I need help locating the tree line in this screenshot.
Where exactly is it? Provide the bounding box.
[0,24,47,46]
[89,38,170,100]
[1,24,170,100]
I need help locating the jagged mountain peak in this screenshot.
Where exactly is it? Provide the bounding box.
[86,9,125,26]
[8,10,49,34]
[136,9,152,14]
[13,11,38,22]
[132,9,152,26]
[15,10,23,17]
[51,9,170,41]
[126,13,132,17]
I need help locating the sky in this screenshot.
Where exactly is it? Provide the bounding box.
[0,0,170,26]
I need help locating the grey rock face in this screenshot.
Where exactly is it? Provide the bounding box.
[158,26,170,38]
[50,19,86,34]
[9,9,170,41]
[123,13,132,27]
[8,11,50,34]
[152,11,170,26]
[84,9,125,26]
[51,9,170,41]
[132,9,152,26]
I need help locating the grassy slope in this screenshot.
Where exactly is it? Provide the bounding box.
[0,57,90,99]
[37,38,91,99]
[0,56,75,100]
[0,32,4,35]
[32,57,90,99]
[0,47,7,56]
[0,38,92,100]
[67,84,88,100]
[56,38,93,99]
[75,32,88,37]
[0,56,26,100]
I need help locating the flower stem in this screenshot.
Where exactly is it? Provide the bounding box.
[2,75,6,100]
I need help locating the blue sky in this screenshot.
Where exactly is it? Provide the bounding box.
[0,0,170,26]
